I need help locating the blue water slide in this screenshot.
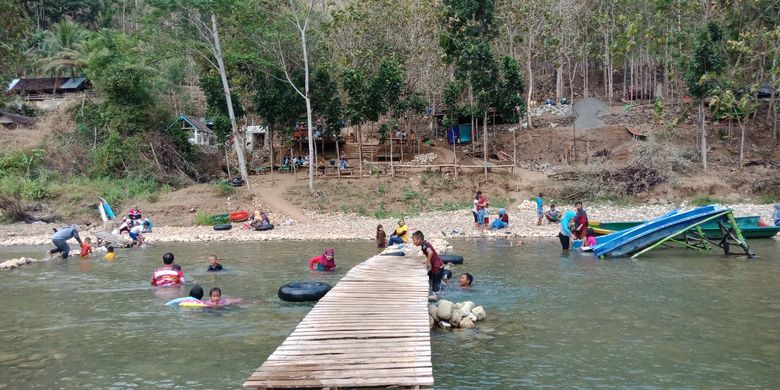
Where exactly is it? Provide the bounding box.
[593,205,726,258]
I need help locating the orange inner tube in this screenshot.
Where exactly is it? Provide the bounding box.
[229,211,249,222]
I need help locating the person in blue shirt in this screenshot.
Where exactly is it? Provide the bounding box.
[558,211,577,250]
[773,203,780,226]
[536,193,544,226]
[48,224,82,259]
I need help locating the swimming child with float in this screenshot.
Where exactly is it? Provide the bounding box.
[309,248,336,271]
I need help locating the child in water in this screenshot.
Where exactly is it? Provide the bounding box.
[459,273,473,287]
[80,237,93,258]
[206,255,223,272]
[165,285,204,306]
[104,246,116,261]
[376,224,387,248]
[209,287,222,304]
[585,228,597,247]
[309,248,336,271]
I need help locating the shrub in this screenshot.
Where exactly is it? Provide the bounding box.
[214,182,234,196]
[193,211,211,226]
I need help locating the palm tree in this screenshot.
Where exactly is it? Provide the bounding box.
[38,20,90,76]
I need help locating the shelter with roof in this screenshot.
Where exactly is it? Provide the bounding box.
[173,114,216,146]
[7,77,90,99]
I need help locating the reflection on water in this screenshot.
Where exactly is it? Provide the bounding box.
[1,237,779,389]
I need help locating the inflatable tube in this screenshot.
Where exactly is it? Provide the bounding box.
[209,214,230,224]
[381,251,405,256]
[255,224,274,231]
[99,197,116,220]
[229,211,249,222]
[278,281,331,302]
[180,298,242,308]
[440,254,464,264]
[213,223,232,231]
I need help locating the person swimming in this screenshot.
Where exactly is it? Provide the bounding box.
[309,248,336,271]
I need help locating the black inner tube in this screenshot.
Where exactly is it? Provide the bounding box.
[380,251,405,256]
[440,254,464,264]
[213,223,232,231]
[255,224,274,231]
[278,281,331,302]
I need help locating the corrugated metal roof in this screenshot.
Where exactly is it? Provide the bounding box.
[59,77,87,90]
[178,114,213,134]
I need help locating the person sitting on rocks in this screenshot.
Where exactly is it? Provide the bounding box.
[250,209,271,230]
[128,206,142,220]
[545,204,561,223]
[309,248,336,271]
[387,218,409,246]
[490,208,509,230]
[459,272,473,288]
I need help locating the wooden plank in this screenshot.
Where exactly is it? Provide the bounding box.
[243,253,433,389]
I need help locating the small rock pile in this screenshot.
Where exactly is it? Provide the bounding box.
[531,104,572,118]
[428,300,487,330]
[0,257,41,271]
[407,153,437,165]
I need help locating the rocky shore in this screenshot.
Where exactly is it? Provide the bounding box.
[0,201,776,248]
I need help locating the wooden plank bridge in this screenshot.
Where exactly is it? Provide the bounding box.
[91,229,133,248]
[243,254,433,389]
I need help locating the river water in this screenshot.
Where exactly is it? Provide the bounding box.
[1,238,779,389]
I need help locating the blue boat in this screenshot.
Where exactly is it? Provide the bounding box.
[592,205,730,258]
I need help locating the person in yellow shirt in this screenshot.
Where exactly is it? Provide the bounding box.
[104,246,116,261]
[387,218,409,246]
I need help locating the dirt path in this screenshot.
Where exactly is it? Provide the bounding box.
[573,97,609,129]
[246,173,314,224]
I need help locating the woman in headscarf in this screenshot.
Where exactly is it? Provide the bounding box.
[558,210,577,250]
[309,248,336,271]
[250,209,271,230]
[490,208,509,229]
[387,218,409,246]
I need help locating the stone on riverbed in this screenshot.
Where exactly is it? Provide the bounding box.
[472,306,486,321]
[436,300,453,320]
[428,303,439,321]
[459,318,476,329]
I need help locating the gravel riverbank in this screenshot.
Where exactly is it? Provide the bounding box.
[0,201,776,249]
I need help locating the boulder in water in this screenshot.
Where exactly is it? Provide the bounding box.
[436,300,453,320]
[472,306,486,321]
[428,303,439,321]
[461,301,476,313]
[459,318,476,329]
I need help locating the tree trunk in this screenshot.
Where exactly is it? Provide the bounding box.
[737,116,745,169]
[483,111,488,180]
[699,100,707,174]
[771,54,778,143]
[211,14,250,191]
[526,50,534,128]
[357,124,363,177]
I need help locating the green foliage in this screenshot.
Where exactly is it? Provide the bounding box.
[193,211,212,226]
[495,56,525,122]
[214,182,234,197]
[201,73,246,118]
[690,195,726,206]
[311,66,343,135]
[254,69,305,132]
[684,23,726,100]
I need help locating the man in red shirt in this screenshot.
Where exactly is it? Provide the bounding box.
[475,191,488,234]
[412,231,445,293]
[151,252,184,287]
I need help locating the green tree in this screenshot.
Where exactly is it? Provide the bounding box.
[684,22,725,174]
[38,19,91,76]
